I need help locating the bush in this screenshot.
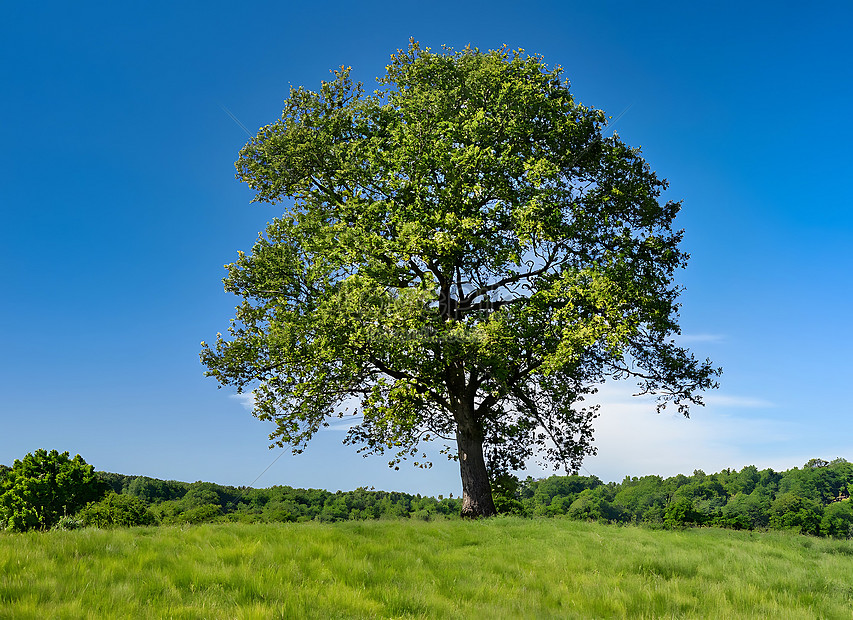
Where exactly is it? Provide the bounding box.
[172,503,222,525]
[769,493,822,536]
[53,515,83,531]
[567,490,628,523]
[664,498,704,527]
[493,495,525,516]
[718,491,770,530]
[492,474,525,516]
[821,501,853,539]
[78,492,156,528]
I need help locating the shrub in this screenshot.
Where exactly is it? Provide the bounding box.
[718,491,770,530]
[769,493,823,536]
[664,497,704,527]
[821,501,853,539]
[567,490,629,523]
[173,503,222,524]
[53,515,83,531]
[77,492,156,528]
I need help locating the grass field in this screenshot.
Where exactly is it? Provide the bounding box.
[1,518,851,619]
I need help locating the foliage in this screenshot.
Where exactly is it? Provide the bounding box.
[136,480,462,526]
[125,476,189,503]
[567,488,629,522]
[718,491,771,530]
[768,493,823,536]
[491,474,524,515]
[614,475,667,523]
[5,450,853,539]
[96,472,191,503]
[0,450,107,532]
[200,40,719,516]
[664,497,705,527]
[524,474,602,516]
[53,515,83,531]
[77,492,156,528]
[95,455,846,537]
[821,500,853,539]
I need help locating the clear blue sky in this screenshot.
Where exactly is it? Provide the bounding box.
[2,1,851,495]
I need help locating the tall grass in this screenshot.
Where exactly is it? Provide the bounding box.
[1,518,851,618]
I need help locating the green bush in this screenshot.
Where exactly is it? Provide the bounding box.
[78,492,155,528]
[493,495,525,516]
[718,491,770,530]
[53,515,83,531]
[821,501,853,539]
[173,504,222,525]
[769,493,823,536]
[567,490,629,523]
[664,497,704,527]
[492,474,525,516]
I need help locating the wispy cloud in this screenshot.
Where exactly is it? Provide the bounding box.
[703,394,774,408]
[529,379,798,482]
[229,392,256,411]
[226,380,810,486]
[326,413,364,432]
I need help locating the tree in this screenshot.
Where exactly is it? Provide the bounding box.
[0,449,107,532]
[201,41,719,517]
[614,475,668,523]
[718,490,770,529]
[821,500,853,539]
[77,492,156,528]
[769,493,823,536]
[567,488,628,523]
[664,496,704,527]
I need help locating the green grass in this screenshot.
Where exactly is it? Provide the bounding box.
[1,518,851,618]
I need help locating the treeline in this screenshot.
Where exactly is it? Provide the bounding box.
[2,451,852,538]
[493,457,853,537]
[96,473,462,525]
[90,456,853,537]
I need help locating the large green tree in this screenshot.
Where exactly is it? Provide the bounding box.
[0,449,106,531]
[201,42,719,517]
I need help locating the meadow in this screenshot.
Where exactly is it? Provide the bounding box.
[1,518,851,619]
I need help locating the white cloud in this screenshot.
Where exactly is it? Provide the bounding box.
[229,392,256,411]
[227,380,835,486]
[326,413,364,432]
[528,380,800,482]
[703,394,774,408]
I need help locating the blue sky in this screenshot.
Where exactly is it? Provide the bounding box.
[2,1,851,495]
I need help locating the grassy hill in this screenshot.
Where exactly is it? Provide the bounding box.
[2,518,851,618]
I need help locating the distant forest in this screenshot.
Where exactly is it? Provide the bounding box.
[86,457,853,537]
[3,455,852,537]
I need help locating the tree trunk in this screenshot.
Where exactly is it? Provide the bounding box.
[456,427,497,518]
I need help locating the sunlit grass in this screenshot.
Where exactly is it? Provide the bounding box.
[1,518,851,618]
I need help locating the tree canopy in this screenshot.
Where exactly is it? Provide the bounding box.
[201,41,719,517]
[0,449,106,531]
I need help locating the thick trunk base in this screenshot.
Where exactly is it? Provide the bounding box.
[457,430,497,518]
